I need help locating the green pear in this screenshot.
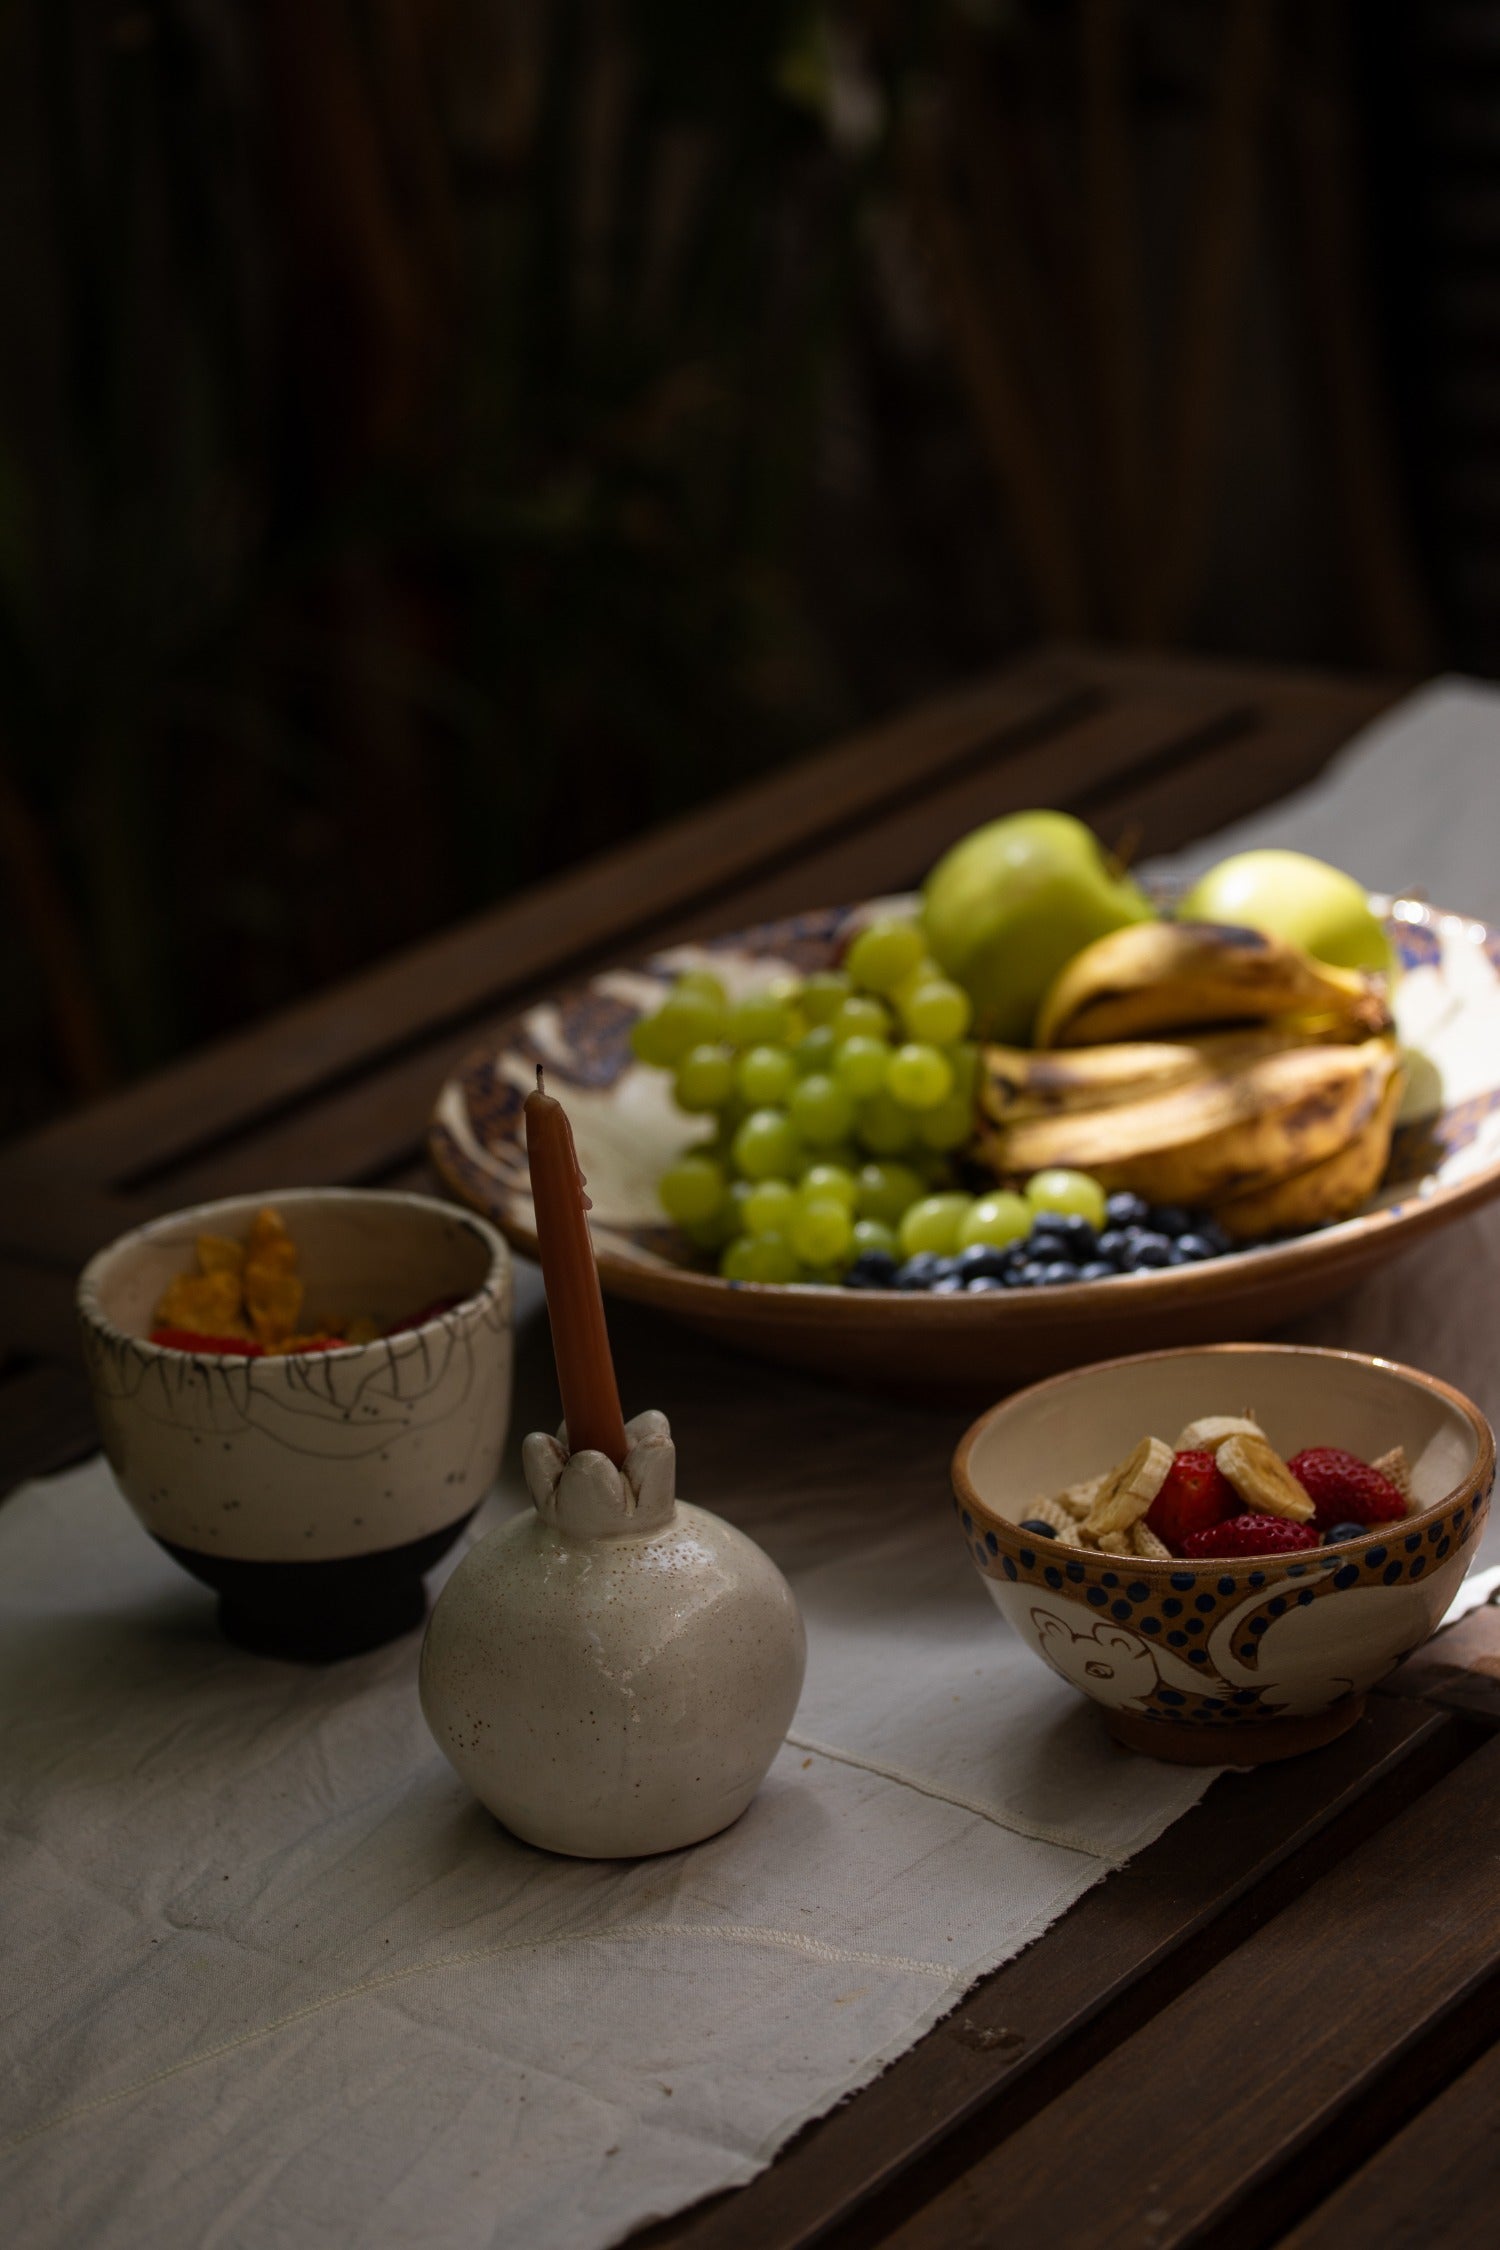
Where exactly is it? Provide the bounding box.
[922,811,1154,1044]
[1179,849,1395,980]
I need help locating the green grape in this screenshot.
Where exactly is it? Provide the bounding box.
[845,918,926,994]
[796,1265,846,1287]
[899,978,972,1045]
[856,1160,925,1224]
[741,1231,799,1283]
[675,967,727,1005]
[674,1043,736,1113]
[798,1144,859,1185]
[958,1192,1031,1250]
[832,1034,890,1098]
[743,1178,799,1236]
[856,1089,917,1154]
[658,1153,727,1224]
[833,994,892,1044]
[788,1072,855,1147]
[725,988,796,1049]
[727,1178,755,1228]
[851,1217,900,1260]
[789,1195,853,1265]
[885,1042,954,1112]
[735,1043,796,1107]
[731,1108,801,1181]
[1026,1168,1108,1230]
[794,1024,838,1075]
[898,1192,974,1258]
[946,1040,980,1100]
[915,1090,973,1151]
[631,988,724,1067]
[888,959,938,1014]
[719,1236,759,1280]
[800,969,853,1024]
[799,1162,858,1210]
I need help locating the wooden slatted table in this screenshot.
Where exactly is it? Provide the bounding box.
[6,642,1500,2249]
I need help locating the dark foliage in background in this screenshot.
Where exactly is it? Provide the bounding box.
[0,0,1438,1136]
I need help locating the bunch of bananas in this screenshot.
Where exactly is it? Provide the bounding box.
[975,922,1402,1241]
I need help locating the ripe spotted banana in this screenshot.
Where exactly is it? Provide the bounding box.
[1216,1432,1315,1522]
[1209,1068,1404,1241]
[976,1036,1399,1208]
[981,1024,1341,1126]
[1035,921,1390,1049]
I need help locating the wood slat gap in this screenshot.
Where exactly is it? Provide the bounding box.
[0,670,1096,1199]
[870,1729,1500,2250]
[1191,1969,1500,2250]
[105,686,1098,1199]
[638,1703,1463,2250]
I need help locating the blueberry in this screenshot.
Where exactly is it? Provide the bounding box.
[1077,1260,1115,1282]
[846,1250,899,1286]
[1028,1213,1097,1256]
[1172,1233,1218,1262]
[1096,1228,1134,1268]
[1122,1232,1173,1271]
[1148,1205,1193,1238]
[1166,1244,1195,1266]
[931,1274,966,1294]
[954,1245,1012,1281]
[1194,1218,1232,1255]
[966,1275,1009,1293]
[1012,1260,1049,1287]
[1018,1519,1059,1540]
[1106,1191,1150,1229]
[1323,1521,1368,1544]
[895,1253,944,1290]
[1037,1260,1078,1286]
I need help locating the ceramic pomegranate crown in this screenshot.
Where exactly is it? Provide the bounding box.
[419,1410,806,1858]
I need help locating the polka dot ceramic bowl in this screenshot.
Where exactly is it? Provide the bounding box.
[951,1344,1494,1764]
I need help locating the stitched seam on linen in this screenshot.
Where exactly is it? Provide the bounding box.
[785,1732,1128,1865]
[0,1922,955,2156]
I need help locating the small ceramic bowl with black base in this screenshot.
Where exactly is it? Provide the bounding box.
[78,1189,513,1661]
[952,1344,1494,1764]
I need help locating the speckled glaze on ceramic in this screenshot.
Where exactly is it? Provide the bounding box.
[419,1410,806,1857]
[952,1345,1494,1764]
[429,896,1500,1398]
[78,1190,513,1656]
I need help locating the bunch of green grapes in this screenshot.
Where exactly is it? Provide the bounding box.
[632,919,986,1281]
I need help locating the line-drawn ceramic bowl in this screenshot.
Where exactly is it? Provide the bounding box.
[78,1190,513,1661]
[951,1343,1494,1764]
[429,894,1500,1400]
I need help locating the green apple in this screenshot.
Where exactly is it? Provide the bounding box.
[922,811,1155,1044]
[1178,849,1395,980]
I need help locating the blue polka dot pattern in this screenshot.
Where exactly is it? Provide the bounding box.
[957,1475,1489,1735]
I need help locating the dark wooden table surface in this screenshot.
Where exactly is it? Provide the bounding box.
[5,642,1500,2250]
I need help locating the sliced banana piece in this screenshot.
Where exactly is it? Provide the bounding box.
[1084,1435,1174,1538]
[1174,1413,1263,1455]
[1217,1431,1314,1522]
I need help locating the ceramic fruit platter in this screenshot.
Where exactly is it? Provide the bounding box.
[430,883,1500,1398]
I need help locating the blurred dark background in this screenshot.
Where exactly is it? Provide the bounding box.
[1,0,1488,1136]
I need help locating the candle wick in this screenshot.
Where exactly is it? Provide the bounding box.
[536,1064,546,1095]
